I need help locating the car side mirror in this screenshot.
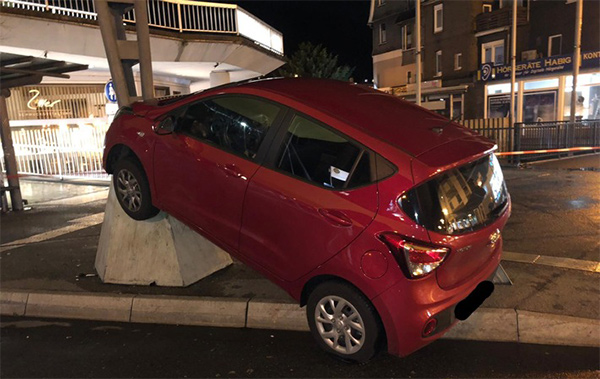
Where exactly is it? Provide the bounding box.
[154,116,175,135]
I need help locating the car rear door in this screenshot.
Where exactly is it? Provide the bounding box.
[239,113,379,282]
[153,95,284,250]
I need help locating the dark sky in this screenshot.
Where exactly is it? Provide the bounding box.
[222,1,373,81]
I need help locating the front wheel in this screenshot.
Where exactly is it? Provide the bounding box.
[307,281,384,363]
[113,158,159,220]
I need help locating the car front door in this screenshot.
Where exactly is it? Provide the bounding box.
[239,113,379,282]
[153,95,284,250]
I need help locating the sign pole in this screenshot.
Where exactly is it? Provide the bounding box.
[569,0,583,123]
[416,0,421,106]
[510,0,517,129]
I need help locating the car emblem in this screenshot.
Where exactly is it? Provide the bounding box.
[488,229,501,247]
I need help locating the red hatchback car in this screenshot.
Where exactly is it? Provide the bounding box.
[103,78,510,362]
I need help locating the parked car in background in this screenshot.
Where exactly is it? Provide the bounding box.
[103,78,510,362]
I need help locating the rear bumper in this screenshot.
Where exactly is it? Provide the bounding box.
[371,240,502,357]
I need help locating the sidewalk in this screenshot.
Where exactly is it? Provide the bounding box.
[1,170,599,349]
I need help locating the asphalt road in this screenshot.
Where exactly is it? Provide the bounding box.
[1,317,598,378]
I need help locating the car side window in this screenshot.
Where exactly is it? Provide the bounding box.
[178,96,281,160]
[276,114,372,189]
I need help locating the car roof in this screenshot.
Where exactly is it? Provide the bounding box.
[226,78,480,157]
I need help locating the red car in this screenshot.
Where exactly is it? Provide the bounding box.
[103,78,510,362]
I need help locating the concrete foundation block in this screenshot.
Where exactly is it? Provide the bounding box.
[0,291,29,316]
[130,296,247,328]
[247,299,309,331]
[95,184,233,287]
[25,292,133,322]
[442,308,518,342]
[518,310,600,347]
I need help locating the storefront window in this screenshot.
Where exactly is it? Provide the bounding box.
[523,91,557,122]
[564,73,600,120]
[523,79,559,91]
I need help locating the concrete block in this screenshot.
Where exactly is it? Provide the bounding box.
[247,299,309,331]
[442,308,518,342]
[518,310,600,347]
[0,291,29,316]
[26,292,133,322]
[130,296,247,328]
[96,184,232,287]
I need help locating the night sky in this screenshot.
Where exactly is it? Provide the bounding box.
[222,0,373,81]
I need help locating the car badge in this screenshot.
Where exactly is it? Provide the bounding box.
[489,229,501,247]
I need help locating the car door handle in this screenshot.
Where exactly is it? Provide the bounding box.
[318,208,353,227]
[219,163,242,178]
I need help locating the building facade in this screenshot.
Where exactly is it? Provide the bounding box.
[369,0,600,121]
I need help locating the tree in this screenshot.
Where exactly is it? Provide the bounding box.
[278,42,354,81]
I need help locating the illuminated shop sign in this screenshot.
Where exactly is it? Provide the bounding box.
[27,89,61,109]
[478,50,600,82]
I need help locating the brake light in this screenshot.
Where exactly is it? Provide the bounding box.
[378,232,449,278]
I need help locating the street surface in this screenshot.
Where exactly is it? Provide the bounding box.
[1,317,599,378]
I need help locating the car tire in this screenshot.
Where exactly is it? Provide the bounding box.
[113,157,159,220]
[307,281,384,363]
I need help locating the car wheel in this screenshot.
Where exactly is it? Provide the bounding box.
[307,281,384,363]
[113,157,159,220]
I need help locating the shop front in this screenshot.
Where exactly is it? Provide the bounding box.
[479,50,600,122]
[4,83,115,178]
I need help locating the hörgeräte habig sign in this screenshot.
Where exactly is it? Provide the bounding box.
[478,50,600,82]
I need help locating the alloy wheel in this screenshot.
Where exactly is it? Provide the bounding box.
[314,295,365,355]
[116,169,142,213]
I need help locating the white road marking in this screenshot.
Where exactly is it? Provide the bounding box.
[502,251,600,273]
[34,189,109,206]
[0,213,105,252]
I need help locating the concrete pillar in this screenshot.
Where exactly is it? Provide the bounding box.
[96,184,233,287]
[0,89,23,211]
[210,71,231,88]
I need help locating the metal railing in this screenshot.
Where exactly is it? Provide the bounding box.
[1,0,284,55]
[461,118,600,161]
[0,126,109,180]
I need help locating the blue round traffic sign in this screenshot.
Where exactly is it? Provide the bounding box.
[105,80,117,103]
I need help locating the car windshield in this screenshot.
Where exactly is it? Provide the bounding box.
[400,154,508,235]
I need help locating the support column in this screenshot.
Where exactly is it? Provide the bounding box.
[0,89,23,211]
[210,71,231,88]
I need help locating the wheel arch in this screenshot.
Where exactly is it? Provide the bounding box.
[105,144,142,174]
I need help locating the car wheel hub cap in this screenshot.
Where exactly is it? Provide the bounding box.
[314,295,365,355]
[116,169,142,212]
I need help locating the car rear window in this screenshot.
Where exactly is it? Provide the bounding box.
[399,154,508,235]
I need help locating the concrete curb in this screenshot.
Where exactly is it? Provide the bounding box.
[1,290,598,348]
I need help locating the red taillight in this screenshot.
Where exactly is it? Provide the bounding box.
[378,232,449,278]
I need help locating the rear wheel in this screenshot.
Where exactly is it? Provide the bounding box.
[307,281,384,363]
[113,157,159,220]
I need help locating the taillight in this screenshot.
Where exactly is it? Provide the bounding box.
[378,232,449,278]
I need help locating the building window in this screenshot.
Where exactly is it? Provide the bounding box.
[154,86,170,97]
[435,50,442,77]
[434,4,443,33]
[482,40,505,66]
[379,23,387,44]
[401,24,413,50]
[407,71,412,84]
[454,53,462,71]
[483,4,492,12]
[548,34,562,57]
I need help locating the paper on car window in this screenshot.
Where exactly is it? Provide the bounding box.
[330,166,349,181]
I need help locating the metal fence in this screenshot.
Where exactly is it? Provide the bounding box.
[1,0,284,55]
[0,126,108,180]
[461,118,600,160]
